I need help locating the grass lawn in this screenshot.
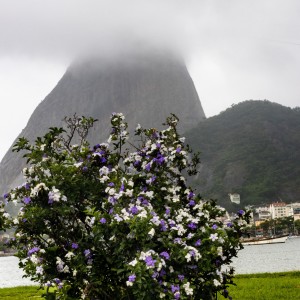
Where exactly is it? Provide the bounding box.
[0,286,44,299]
[227,271,300,299]
[0,272,300,299]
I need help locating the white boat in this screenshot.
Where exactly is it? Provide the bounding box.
[242,235,288,246]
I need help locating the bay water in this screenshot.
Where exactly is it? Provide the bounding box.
[1,237,300,288]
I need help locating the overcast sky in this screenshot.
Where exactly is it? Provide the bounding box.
[0,0,300,161]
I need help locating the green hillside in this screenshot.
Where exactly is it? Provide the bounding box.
[186,100,300,209]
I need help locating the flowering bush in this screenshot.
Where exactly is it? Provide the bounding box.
[1,113,250,299]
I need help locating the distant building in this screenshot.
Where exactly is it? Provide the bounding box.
[229,193,240,204]
[258,210,271,220]
[269,202,293,219]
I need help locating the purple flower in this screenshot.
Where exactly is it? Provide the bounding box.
[109,196,117,205]
[169,220,176,228]
[24,183,30,190]
[194,239,201,246]
[82,166,88,172]
[188,222,197,230]
[145,256,156,267]
[114,214,123,222]
[84,249,91,258]
[227,222,233,228]
[22,218,27,223]
[54,278,61,284]
[100,217,107,224]
[160,251,170,260]
[165,208,171,215]
[130,206,138,215]
[174,238,182,244]
[108,182,115,187]
[156,154,165,165]
[160,220,167,232]
[145,163,151,171]
[3,193,9,199]
[176,147,181,153]
[146,176,156,185]
[109,208,114,214]
[171,284,180,293]
[188,191,195,199]
[142,199,149,206]
[23,197,31,205]
[27,247,40,256]
[238,209,245,215]
[128,274,136,282]
[178,274,184,281]
[212,224,218,230]
[189,200,195,206]
[188,265,197,270]
[133,160,141,167]
[72,243,79,249]
[120,183,125,192]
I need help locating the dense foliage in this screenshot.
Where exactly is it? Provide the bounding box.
[1,114,249,299]
[186,100,300,208]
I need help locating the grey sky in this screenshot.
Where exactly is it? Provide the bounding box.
[0,0,300,160]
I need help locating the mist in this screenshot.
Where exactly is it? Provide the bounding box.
[0,0,300,160]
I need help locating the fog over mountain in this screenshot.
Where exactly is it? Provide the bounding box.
[0,51,205,197]
[1,1,300,161]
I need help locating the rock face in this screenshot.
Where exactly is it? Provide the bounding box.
[0,52,205,196]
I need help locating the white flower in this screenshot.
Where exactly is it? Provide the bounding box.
[136,124,141,131]
[126,281,133,286]
[48,186,61,202]
[210,233,218,241]
[217,247,223,256]
[114,214,123,222]
[183,282,193,295]
[137,210,148,218]
[125,189,133,197]
[151,216,160,226]
[128,258,138,266]
[185,252,191,262]
[30,254,39,264]
[36,266,44,275]
[99,166,109,176]
[128,180,134,187]
[145,191,154,199]
[30,183,48,197]
[213,279,221,286]
[43,169,51,177]
[65,252,75,260]
[172,194,180,202]
[148,228,155,237]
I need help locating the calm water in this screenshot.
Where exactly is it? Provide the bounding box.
[1,237,300,288]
